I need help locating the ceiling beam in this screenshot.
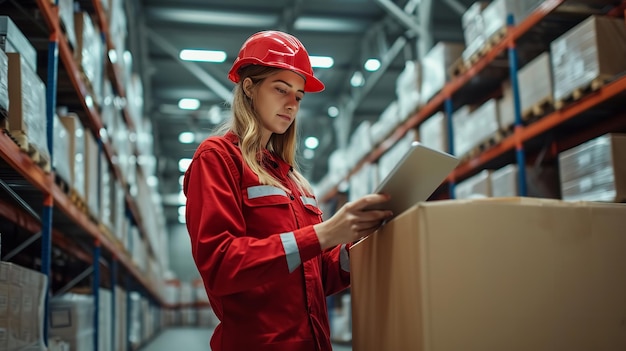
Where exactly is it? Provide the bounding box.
[146,29,233,103]
[277,0,304,32]
[374,0,422,36]
[418,0,434,58]
[442,0,467,16]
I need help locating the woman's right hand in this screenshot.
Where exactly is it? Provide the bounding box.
[313,194,393,250]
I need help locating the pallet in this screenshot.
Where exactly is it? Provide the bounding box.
[460,131,503,162]
[54,174,71,195]
[7,130,51,173]
[449,56,469,79]
[486,27,508,47]
[521,96,554,122]
[69,187,89,215]
[554,75,612,110]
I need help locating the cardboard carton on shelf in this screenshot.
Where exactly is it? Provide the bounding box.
[351,197,626,351]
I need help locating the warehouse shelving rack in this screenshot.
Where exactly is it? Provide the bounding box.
[320,0,626,204]
[0,0,171,349]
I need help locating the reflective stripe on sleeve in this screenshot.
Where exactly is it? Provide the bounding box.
[280,232,301,273]
[340,244,350,272]
[300,196,318,207]
[247,185,288,199]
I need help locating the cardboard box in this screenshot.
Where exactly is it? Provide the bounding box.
[0,16,37,71]
[551,15,626,101]
[59,114,86,200]
[559,134,626,202]
[350,197,626,351]
[420,42,464,104]
[418,111,447,153]
[7,52,48,157]
[518,52,553,116]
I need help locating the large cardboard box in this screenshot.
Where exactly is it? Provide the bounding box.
[351,197,626,351]
[551,15,626,102]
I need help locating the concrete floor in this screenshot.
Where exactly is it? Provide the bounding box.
[138,327,352,351]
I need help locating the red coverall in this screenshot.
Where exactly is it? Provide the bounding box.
[184,132,351,351]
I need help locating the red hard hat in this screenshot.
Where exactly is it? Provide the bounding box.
[228,31,325,93]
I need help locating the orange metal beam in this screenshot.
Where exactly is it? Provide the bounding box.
[34,0,60,33]
[451,74,626,181]
[0,133,52,193]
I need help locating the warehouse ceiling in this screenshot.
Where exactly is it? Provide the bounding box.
[129,0,472,224]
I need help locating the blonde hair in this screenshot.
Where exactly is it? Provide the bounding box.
[215,65,313,194]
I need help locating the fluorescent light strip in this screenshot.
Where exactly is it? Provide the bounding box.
[309,56,334,68]
[180,49,227,62]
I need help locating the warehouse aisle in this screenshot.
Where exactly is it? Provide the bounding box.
[139,327,353,351]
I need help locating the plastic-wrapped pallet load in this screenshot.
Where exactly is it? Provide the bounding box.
[461,2,488,63]
[395,60,421,121]
[370,101,401,146]
[74,12,104,105]
[420,42,464,104]
[418,111,447,153]
[559,134,626,202]
[351,197,626,351]
[455,169,492,199]
[490,163,560,198]
[551,15,626,104]
[0,262,47,351]
[453,99,500,158]
[0,16,37,72]
[497,80,514,130]
[481,0,523,39]
[58,0,76,48]
[0,49,8,117]
[49,294,95,351]
[52,114,72,186]
[7,52,49,165]
[59,113,86,201]
[517,52,553,118]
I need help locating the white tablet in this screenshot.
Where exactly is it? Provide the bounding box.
[365,141,459,217]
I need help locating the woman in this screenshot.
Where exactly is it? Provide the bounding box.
[184,30,392,351]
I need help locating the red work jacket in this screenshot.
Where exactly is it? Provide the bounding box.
[184,132,351,351]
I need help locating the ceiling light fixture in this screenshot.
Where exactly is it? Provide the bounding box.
[178,158,192,172]
[327,106,339,118]
[303,149,315,160]
[305,136,320,150]
[364,58,381,72]
[350,71,365,87]
[179,49,227,63]
[309,56,334,68]
[178,98,200,110]
[178,131,195,144]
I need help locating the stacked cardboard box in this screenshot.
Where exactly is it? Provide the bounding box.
[559,134,626,202]
[518,52,553,118]
[453,100,500,158]
[351,197,626,350]
[370,101,401,146]
[421,42,464,104]
[49,294,95,351]
[74,12,105,105]
[455,169,492,199]
[395,60,421,120]
[418,112,447,153]
[0,262,47,351]
[7,52,48,162]
[461,2,488,63]
[551,15,626,102]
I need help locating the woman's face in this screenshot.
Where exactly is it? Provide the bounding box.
[245,70,305,145]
